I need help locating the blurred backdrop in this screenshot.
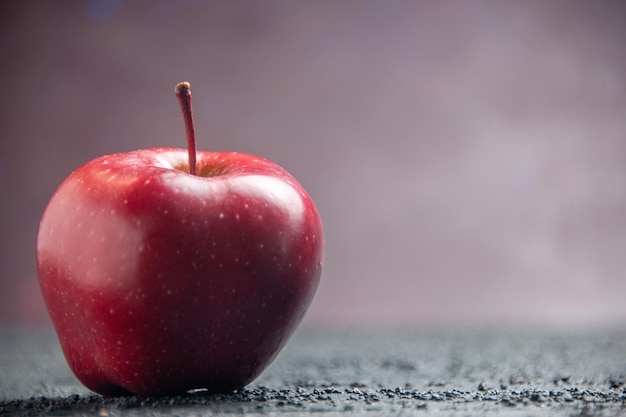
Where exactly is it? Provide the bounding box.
[1,1,625,329]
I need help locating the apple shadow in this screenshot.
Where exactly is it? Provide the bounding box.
[0,388,321,415]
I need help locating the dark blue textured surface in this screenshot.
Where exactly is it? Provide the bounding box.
[1,328,625,416]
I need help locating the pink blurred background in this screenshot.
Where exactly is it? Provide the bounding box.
[1,1,625,329]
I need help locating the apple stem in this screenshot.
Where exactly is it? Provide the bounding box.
[175,81,197,176]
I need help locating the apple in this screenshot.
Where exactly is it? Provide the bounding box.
[36,82,324,396]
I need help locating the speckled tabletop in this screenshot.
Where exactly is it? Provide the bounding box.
[1,327,625,416]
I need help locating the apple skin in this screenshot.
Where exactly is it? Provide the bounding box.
[36,148,324,396]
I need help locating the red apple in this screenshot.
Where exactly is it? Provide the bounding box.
[36,82,324,396]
